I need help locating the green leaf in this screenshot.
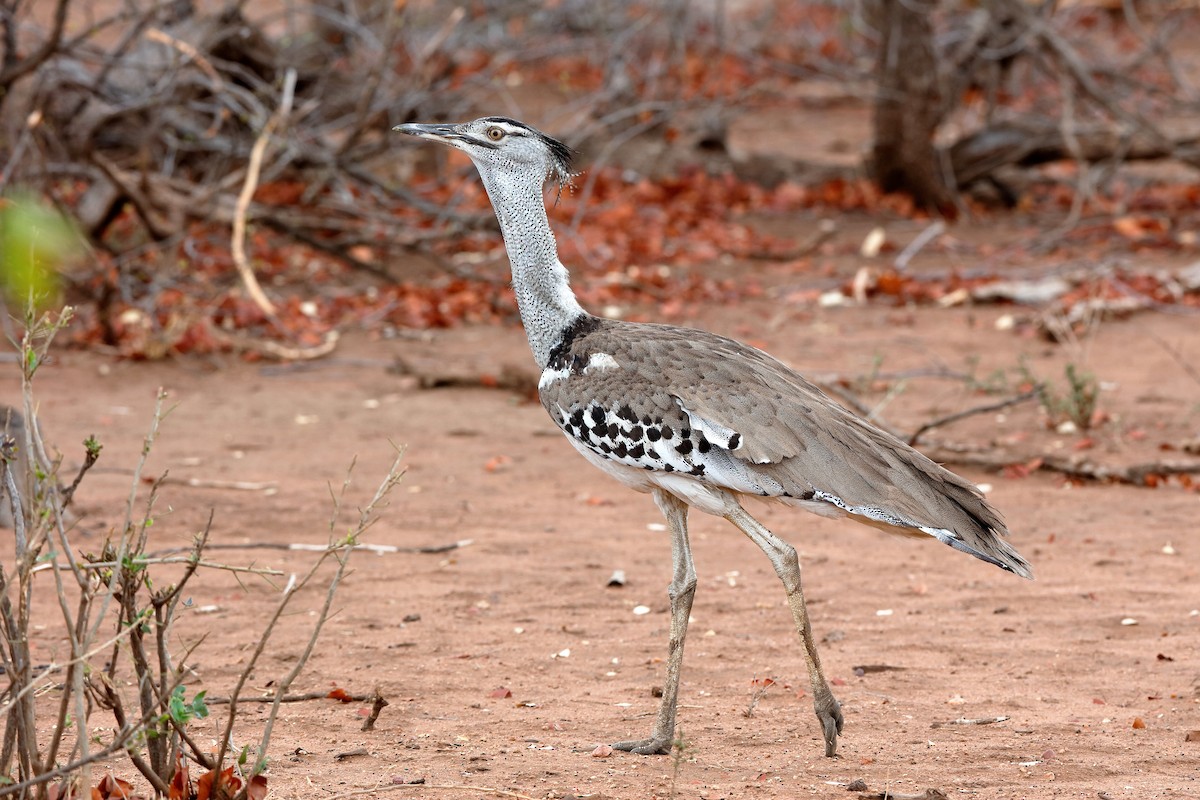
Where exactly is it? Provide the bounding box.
[0,192,80,310]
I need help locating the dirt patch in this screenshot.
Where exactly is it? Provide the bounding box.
[20,293,1199,799]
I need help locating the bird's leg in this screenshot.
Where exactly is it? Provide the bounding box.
[613,488,696,755]
[724,503,843,757]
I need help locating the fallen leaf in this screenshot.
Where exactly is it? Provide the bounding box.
[169,754,191,800]
[97,774,140,800]
[246,775,268,800]
[483,455,511,472]
[489,687,513,699]
[1113,216,1148,239]
[197,767,241,800]
[328,687,354,703]
[1132,717,1146,729]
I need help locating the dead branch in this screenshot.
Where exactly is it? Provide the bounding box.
[907,388,1042,447]
[922,448,1200,485]
[745,219,836,261]
[0,0,69,89]
[205,689,378,706]
[361,688,388,732]
[857,791,948,800]
[212,328,342,361]
[158,477,278,492]
[143,539,470,559]
[949,123,1200,186]
[930,715,1009,727]
[324,783,537,800]
[390,359,538,394]
[230,68,297,318]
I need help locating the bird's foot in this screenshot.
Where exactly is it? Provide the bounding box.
[611,735,672,755]
[816,695,844,758]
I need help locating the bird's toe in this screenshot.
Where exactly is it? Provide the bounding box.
[817,696,843,757]
[612,736,672,755]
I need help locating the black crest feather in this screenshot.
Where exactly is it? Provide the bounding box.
[481,116,576,187]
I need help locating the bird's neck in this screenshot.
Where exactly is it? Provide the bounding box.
[477,169,586,369]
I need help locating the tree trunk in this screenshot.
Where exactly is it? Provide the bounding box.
[870,0,957,214]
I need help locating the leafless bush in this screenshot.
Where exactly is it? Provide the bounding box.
[0,0,755,346]
[731,1,1200,210]
[0,307,406,798]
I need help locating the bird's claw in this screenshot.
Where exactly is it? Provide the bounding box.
[612,735,672,755]
[817,697,844,758]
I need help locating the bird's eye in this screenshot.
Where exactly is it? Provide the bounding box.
[486,127,504,141]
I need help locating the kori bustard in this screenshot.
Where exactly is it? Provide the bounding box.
[396,116,1031,758]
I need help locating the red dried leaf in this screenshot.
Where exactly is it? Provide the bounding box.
[196,767,241,800]
[489,687,513,699]
[327,688,354,703]
[1132,717,1146,729]
[246,775,268,800]
[1003,458,1043,479]
[875,271,907,296]
[1113,216,1149,239]
[97,774,137,799]
[169,753,191,800]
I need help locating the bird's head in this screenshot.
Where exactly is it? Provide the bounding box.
[395,116,575,190]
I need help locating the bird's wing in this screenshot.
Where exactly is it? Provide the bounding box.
[539,320,1029,577]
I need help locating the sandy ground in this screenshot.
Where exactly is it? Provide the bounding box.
[13,290,1199,800]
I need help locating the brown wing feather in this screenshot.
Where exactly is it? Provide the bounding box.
[546,319,1029,577]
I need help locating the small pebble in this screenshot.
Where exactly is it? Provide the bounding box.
[633,605,651,616]
[1120,617,1138,626]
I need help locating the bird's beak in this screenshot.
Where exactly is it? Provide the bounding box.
[394,122,465,143]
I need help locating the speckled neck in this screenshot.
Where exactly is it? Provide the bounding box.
[474,167,585,369]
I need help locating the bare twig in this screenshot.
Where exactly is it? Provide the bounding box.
[231,68,297,318]
[144,26,224,88]
[206,689,376,706]
[143,539,471,559]
[361,688,389,732]
[921,449,1200,485]
[907,388,1042,446]
[158,476,279,492]
[325,783,537,800]
[931,715,1009,727]
[0,0,69,88]
[894,220,946,271]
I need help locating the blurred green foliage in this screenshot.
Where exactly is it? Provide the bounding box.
[0,192,82,309]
